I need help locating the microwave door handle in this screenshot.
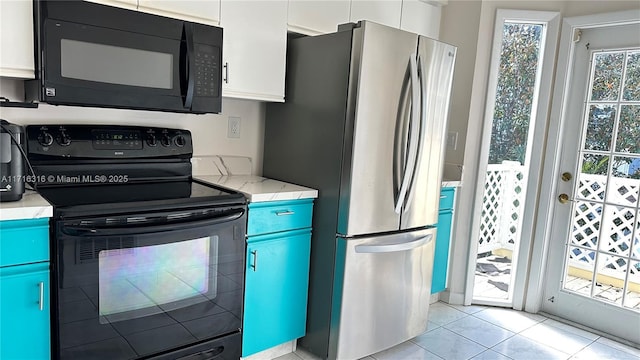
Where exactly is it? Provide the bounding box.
[183,23,195,110]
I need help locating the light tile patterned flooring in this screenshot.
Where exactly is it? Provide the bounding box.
[474,254,640,310]
[274,302,640,360]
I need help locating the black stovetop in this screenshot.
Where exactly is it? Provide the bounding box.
[37,180,246,218]
[26,125,246,218]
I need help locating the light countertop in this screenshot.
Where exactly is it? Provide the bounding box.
[0,190,53,221]
[442,180,462,188]
[197,175,318,203]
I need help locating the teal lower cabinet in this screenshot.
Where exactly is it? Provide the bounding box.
[0,218,50,360]
[432,188,455,294]
[243,229,311,356]
[242,199,313,357]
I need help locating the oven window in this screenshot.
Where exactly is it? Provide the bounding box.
[60,39,173,89]
[98,236,218,323]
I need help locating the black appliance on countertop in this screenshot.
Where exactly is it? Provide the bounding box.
[27,124,246,360]
[0,120,26,202]
[26,0,223,114]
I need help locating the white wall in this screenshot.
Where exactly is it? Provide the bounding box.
[0,78,266,175]
[441,0,640,305]
[440,0,481,172]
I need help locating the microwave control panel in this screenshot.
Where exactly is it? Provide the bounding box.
[194,44,220,98]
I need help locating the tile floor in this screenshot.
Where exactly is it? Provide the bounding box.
[274,302,640,360]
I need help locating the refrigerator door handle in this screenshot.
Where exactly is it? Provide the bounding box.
[403,55,427,211]
[394,53,421,214]
[355,233,433,253]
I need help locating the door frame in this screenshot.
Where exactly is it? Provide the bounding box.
[525,9,640,314]
[463,9,560,309]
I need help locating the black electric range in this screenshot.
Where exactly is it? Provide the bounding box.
[27,124,246,360]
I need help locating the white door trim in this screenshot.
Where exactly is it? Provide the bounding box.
[525,9,640,314]
[462,9,560,309]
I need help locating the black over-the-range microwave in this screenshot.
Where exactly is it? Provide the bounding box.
[26,0,223,114]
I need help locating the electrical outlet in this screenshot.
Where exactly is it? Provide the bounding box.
[228,116,241,138]
[447,131,458,150]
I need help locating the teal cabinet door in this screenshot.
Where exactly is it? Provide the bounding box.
[432,209,453,294]
[242,229,311,357]
[432,187,455,294]
[0,262,50,360]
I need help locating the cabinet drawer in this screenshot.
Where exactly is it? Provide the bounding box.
[439,187,455,211]
[247,199,313,236]
[0,218,49,267]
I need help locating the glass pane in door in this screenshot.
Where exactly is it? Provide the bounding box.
[563,49,640,312]
[474,22,545,301]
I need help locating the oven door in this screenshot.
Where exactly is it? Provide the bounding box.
[53,206,246,360]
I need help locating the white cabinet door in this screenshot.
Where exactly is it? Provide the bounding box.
[0,0,34,78]
[220,0,287,102]
[349,0,402,29]
[138,0,220,25]
[400,0,441,39]
[84,0,138,11]
[288,0,350,35]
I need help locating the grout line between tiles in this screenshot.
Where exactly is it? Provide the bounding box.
[441,316,518,350]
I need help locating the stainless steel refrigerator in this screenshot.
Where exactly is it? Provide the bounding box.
[263,21,456,360]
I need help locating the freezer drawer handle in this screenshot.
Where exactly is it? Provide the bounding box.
[355,234,433,254]
[275,210,295,216]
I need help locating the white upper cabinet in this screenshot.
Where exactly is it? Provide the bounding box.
[400,0,441,39]
[0,0,34,78]
[220,0,288,102]
[84,0,138,11]
[288,0,350,36]
[138,0,220,25]
[350,0,402,29]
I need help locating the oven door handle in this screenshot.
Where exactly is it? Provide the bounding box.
[61,209,245,237]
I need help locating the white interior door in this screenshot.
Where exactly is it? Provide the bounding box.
[542,19,640,344]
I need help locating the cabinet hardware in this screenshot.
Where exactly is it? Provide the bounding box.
[223,62,229,84]
[275,210,294,216]
[250,250,258,271]
[38,282,44,311]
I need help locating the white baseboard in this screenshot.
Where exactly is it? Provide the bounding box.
[240,341,296,360]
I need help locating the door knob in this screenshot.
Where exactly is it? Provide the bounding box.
[561,172,572,182]
[558,193,570,204]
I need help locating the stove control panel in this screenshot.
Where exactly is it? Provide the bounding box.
[26,125,193,159]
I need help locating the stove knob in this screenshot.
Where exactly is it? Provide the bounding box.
[174,135,186,147]
[38,132,54,147]
[161,135,172,147]
[146,134,157,147]
[57,132,71,146]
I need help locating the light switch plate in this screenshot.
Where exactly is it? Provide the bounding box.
[447,131,458,150]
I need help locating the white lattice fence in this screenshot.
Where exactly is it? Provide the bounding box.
[569,174,640,280]
[478,161,526,254]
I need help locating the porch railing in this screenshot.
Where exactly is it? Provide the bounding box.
[569,173,639,282]
[478,161,526,255]
[478,164,639,287]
